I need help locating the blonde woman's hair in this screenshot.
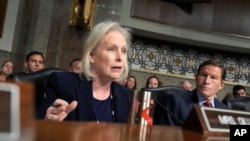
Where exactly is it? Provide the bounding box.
[82,20,132,81]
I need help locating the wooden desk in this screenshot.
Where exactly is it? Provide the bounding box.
[35,120,229,141]
[19,83,34,141]
[0,82,34,141]
[1,82,229,141]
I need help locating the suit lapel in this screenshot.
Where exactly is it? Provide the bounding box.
[187,89,199,110]
[214,99,222,108]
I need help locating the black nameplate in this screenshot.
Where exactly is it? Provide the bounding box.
[201,107,250,133]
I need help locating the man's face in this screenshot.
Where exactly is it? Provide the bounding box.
[181,81,193,91]
[234,89,247,98]
[25,54,44,73]
[195,65,225,100]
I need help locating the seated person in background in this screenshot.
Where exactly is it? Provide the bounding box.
[178,80,193,91]
[144,75,162,109]
[24,51,45,73]
[68,58,82,73]
[145,75,162,88]
[37,21,132,123]
[124,75,137,91]
[158,59,228,126]
[232,85,247,98]
[118,76,127,86]
[0,60,14,82]
[222,92,235,105]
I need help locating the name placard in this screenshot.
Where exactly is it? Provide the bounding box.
[183,105,250,135]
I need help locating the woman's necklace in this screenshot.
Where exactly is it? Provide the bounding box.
[93,90,116,123]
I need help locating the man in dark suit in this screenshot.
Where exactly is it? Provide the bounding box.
[159,59,228,126]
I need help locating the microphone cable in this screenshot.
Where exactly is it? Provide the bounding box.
[154,98,184,125]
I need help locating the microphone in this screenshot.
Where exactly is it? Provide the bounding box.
[154,98,183,125]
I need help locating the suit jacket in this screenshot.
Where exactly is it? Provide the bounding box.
[37,72,131,123]
[158,89,228,126]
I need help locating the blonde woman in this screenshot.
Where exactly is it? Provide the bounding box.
[37,21,132,123]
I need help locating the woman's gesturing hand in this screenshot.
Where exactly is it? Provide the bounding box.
[45,99,78,121]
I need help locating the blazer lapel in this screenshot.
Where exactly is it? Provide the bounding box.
[111,83,121,121]
[111,82,130,122]
[75,80,96,121]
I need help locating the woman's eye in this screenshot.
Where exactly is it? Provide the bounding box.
[107,48,115,51]
[122,50,127,53]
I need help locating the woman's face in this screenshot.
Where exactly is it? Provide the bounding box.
[90,30,127,81]
[126,77,136,89]
[1,61,14,76]
[147,77,159,88]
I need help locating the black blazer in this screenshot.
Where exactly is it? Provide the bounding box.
[37,72,131,123]
[157,89,228,126]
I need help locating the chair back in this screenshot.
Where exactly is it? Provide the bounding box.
[226,96,250,112]
[7,67,66,109]
[138,86,186,125]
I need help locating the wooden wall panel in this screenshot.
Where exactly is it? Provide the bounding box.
[131,0,250,36]
[212,0,241,35]
[0,0,7,37]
